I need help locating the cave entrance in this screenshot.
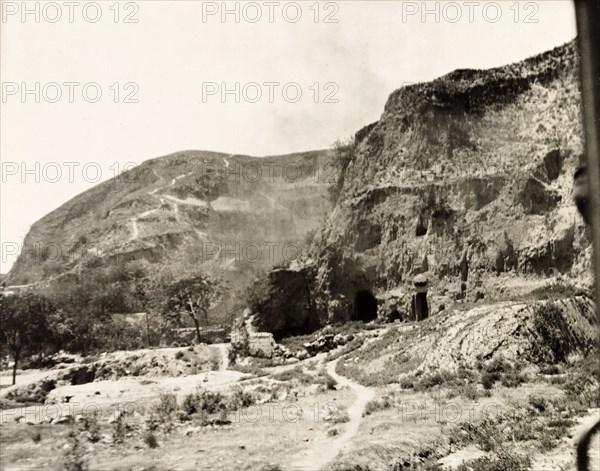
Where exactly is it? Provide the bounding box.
[353,290,378,322]
[411,293,429,321]
[389,309,401,323]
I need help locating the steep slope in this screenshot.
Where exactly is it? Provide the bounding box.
[7,150,334,302]
[252,40,593,332]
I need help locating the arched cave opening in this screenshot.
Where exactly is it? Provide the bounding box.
[353,290,378,322]
[416,216,428,236]
[389,309,401,323]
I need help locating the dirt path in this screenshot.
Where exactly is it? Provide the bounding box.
[531,408,600,471]
[214,343,230,371]
[129,217,139,241]
[292,359,375,471]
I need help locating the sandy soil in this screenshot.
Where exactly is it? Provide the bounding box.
[291,359,376,470]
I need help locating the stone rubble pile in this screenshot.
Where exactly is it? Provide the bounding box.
[272,333,354,362]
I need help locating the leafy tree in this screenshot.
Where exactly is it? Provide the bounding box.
[129,269,171,347]
[45,276,111,355]
[0,291,56,384]
[44,262,141,354]
[164,275,219,344]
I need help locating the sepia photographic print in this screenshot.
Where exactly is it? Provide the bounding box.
[1,1,599,470]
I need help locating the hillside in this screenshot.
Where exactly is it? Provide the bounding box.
[2,38,599,471]
[7,150,334,317]
[251,40,594,334]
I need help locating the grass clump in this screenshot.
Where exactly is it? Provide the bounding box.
[272,366,313,384]
[231,363,268,377]
[326,408,350,424]
[456,418,504,452]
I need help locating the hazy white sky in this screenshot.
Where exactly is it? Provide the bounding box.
[0,0,577,273]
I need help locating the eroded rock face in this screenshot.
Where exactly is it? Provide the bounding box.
[411,296,596,372]
[341,296,596,381]
[301,40,589,322]
[515,177,561,215]
[247,41,591,333]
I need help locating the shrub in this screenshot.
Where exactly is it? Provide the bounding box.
[199,390,226,414]
[182,392,200,416]
[148,392,177,433]
[27,427,42,443]
[260,465,283,471]
[479,355,527,389]
[315,368,337,391]
[484,356,511,374]
[328,139,356,204]
[455,450,531,471]
[500,371,527,388]
[562,354,600,408]
[540,364,561,375]
[143,431,159,449]
[209,350,221,370]
[530,304,572,363]
[112,413,129,444]
[457,419,503,452]
[61,431,89,471]
[154,392,178,419]
[399,375,415,389]
[363,396,393,416]
[549,375,567,385]
[182,389,226,416]
[528,395,549,413]
[175,351,185,360]
[481,372,499,390]
[228,387,256,410]
[81,415,101,443]
[327,409,350,424]
[460,383,486,400]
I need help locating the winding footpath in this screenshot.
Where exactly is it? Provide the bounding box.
[292,359,375,471]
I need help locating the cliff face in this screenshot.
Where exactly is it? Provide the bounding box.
[314,40,591,323]
[7,150,333,300]
[253,40,593,333]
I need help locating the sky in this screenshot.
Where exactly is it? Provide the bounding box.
[0,0,578,274]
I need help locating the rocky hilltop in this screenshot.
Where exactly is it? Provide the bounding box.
[252,40,594,335]
[7,150,333,303]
